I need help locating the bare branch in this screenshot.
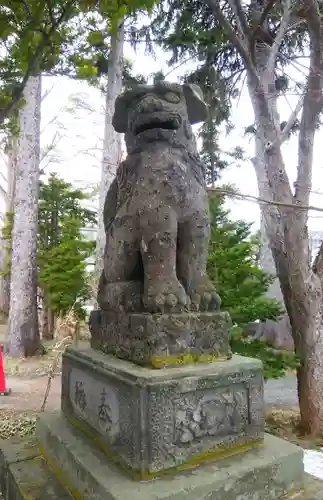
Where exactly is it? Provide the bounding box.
[268,0,293,72]
[295,0,323,207]
[41,84,56,103]
[227,0,250,36]
[207,186,323,214]
[40,131,63,166]
[0,172,7,185]
[0,184,7,203]
[258,0,276,28]
[279,94,304,144]
[204,0,259,83]
[303,0,322,39]
[312,241,323,280]
[19,0,32,18]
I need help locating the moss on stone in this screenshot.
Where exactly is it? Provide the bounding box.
[37,446,83,500]
[53,414,264,481]
[150,352,230,368]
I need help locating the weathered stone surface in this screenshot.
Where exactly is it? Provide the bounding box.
[3,436,321,500]
[294,474,323,499]
[60,346,264,477]
[36,414,304,500]
[0,437,72,499]
[97,81,221,319]
[89,309,232,367]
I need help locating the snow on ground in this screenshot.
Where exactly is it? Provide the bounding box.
[304,449,323,479]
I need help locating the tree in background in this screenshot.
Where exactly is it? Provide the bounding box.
[0,133,18,316]
[38,174,96,338]
[95,23,124,282]
[0,0,157,127]
[207,194,298,379]
[7,76,42,357]
[39,217,94,323]
[207,194,282,326]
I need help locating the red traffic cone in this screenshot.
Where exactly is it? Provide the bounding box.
[0,344,11,396]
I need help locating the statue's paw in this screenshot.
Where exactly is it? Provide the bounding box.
[205,290,221,311]
[189,279,221,312]
[144,279,189,313]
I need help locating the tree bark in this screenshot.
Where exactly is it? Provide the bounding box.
[245,3,323,434]
[95,23,124,281]
[42,307,55,340]
[0,135,18,317]
[7,76,44,357]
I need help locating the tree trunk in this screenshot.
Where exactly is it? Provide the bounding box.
[257,167,293,352]
[204,0,323,436]
[42,307,55,340]
[41,306,49,338]
[247,38,323,434]
[7,76,43,357]
[40,303,56,340]
[95,23,124,281]
[0,135,18,316]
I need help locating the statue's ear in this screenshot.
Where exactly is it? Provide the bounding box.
[112,93,129,133]
[183,83,208,125]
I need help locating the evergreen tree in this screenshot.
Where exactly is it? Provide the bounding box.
[39,216,94,320]
[208,194,298,379]
[38,173,96,251]
[2,174,97,338]
[38,174,96,336]
[207,194,282,326]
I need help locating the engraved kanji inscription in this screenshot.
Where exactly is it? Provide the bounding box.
[74,381,87,411]
[98,388,113,430]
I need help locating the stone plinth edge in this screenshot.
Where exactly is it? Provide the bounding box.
[36,413,304,500]
[89,309,232,368]
[61,347,264,477]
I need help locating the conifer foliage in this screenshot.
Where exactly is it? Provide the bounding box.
[38,173,96,320]
[39,216,94,319]
[207,194,282,326]
[207,193,298,379]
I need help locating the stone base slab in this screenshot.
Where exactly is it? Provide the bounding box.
[61,347,264,477]
[0,436,72,499]
[3,435,323,499]
[89,309,232,367]
[34,413,305,500]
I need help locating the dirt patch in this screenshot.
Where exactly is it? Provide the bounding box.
[265,408,323,450]
[2,339,89,378]
[0,375,61,443]
[3,346,63,378]
[0,375,61,412]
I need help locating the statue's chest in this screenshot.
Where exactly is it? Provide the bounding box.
[136,151,191,189]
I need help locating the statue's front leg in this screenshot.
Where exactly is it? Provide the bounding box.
[177,210,221,312]
[140,205,188,313]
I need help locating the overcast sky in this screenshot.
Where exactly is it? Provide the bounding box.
[3,40,323,233]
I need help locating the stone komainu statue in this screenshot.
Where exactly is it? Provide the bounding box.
[97,81,221,314]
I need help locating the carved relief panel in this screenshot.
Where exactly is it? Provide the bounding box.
[174,385,248,445]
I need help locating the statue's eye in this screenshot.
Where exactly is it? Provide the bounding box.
[164,92,180,103]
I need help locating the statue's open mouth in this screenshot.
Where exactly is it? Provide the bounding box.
[133,113,181,136]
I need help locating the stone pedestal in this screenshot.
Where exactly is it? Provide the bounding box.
[89,310,232,368]
[0,346,307,499]
[61,347,264,478]
[36,415,304,500]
